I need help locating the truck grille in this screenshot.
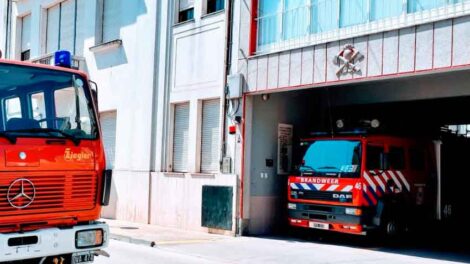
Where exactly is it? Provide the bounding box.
[292,190,353,203]
[0,173,97,216]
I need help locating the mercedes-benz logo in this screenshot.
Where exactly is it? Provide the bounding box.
[7,178,36,209]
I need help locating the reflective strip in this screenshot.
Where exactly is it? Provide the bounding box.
[374,174,386,193]
[300,183,311,190]
[388,171,403,191]
[290,183,299,190]
[363,171,377,192]
[313,184,325,190]
[362,191,373,206]
[396,171,410,191]
[327,185,339,191]
[341,185,353,192]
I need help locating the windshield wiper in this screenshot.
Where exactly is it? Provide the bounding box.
[0,132,17,144]
[7,128,81,146]
[299,165,317,175]
[317,166,340,170]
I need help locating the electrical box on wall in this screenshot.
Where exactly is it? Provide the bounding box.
[227,74,244,99]
[222,157,232,174]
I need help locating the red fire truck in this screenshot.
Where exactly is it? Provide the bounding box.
[0,51,111,263]
[287,122,467,236]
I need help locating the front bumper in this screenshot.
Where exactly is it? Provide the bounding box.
[0,222,109,262]
[288,203,375,235]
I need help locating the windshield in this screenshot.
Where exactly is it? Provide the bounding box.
[0,63,97,141]
[298,140,362,178]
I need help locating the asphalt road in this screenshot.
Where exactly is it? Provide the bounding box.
[95,234,470,264]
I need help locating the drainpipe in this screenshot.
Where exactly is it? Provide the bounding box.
[221,0,234,167]
[4,0,12,58]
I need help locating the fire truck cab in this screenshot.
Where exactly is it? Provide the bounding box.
[288,132,434,236]
[0,53,110,263]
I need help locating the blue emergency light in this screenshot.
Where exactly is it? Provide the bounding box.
[54,50,72,68]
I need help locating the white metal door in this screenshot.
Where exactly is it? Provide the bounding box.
[100,111,117,170]
[173,103,190,172]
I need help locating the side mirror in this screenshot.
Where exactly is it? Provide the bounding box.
[89,80,99,112]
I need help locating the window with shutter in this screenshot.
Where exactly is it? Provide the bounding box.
[45,0,85,55]
[178,0,195,22]
[59,0,75,52]
[201,99,220,173]
[102,0,121,43]
[21,14,31,61]
[173,103,190,172]
[46,4,60,54]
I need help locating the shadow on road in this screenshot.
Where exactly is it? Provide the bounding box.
[255,227,470,263]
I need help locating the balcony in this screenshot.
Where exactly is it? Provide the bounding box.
[30,53,86,71]
[255,0,470,54]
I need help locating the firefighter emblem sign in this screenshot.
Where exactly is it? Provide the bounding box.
[333,44,363,76]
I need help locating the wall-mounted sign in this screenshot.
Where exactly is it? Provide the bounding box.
[333,44,364,76]
[278,124,293,175]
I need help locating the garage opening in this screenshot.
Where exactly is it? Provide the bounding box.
[243,69,470,245]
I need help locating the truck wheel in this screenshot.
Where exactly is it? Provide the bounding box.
[385,219,398,237]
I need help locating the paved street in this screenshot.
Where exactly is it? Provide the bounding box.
[95,235,470,264]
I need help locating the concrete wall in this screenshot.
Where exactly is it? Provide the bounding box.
[244,92,313,235]
[150,172,237,234]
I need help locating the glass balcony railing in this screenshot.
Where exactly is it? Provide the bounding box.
[256,0,468,53]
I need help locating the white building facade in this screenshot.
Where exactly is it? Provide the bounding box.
[1,0,239,235]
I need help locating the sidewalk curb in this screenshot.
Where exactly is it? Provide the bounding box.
[109,233,155,247]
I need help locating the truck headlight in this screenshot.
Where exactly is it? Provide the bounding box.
[288,203,297,210]
[345,208,362,216]
[76,229,104,249]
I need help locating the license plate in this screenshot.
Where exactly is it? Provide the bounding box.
[73,252,94,264]
[309,221,329,230]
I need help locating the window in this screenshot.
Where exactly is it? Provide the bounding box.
[283,0,310,40]
[371,0,403,21]
[173,103,190,172]
[30,92,47,127]
[179,0,195,22]
[389,147,405,170]
[45,0,86,55]
[20,14,31,61]
[207,0,224,14]
[102,0,121,43]
[366,145,385,170]
[408,0,447,12]
[5,97,22,121]
[54,86,93,134]
[0,65,97,138]
[256,0,463,52]
[258,0,281,45]
[409,148,425,170]
[201,99,220,173]
[311,0,339,33]
[340,0,368,27]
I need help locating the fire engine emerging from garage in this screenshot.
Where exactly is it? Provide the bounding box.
[288,119,468,236]
[0,51,111,263]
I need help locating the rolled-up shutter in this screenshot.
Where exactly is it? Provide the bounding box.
[75,0,86,55]
[179,0,194,11]
[21,14,31,53]
[100,111,117,169]
[59,0,74,52]
[173,103,190,172]
[201,99,220,173]
[46,4,60,54]
[103,0,121,42]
